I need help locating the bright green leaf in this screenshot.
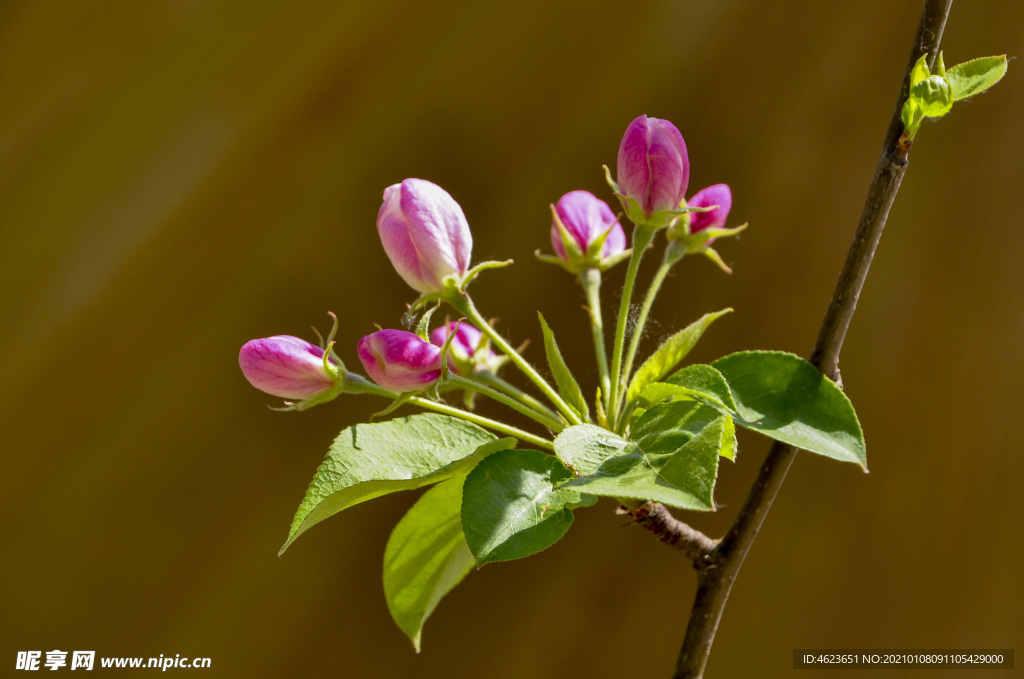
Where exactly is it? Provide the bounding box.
[639,363,738,412]
[711,351,866,468]
[383,478,475,652]
[461,448,595,565]
[538,313,590,421]
[719,415,737,462]
[909,53,930,87]
[626,309,732,403]
[281,414,514,554]
[911,75,953,118]
[556,406,725,510]
[947,55,1008,101]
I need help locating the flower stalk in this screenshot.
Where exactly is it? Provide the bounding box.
[446,292,583,426]
[580,268,611,409]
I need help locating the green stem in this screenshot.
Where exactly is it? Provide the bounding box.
[615,240,687,428]
[607,223,657,426]
[343,373,555,451]
[477,372,562,424]
[447,293,583,426]
[580,268,611,411]
[447,374,564,432]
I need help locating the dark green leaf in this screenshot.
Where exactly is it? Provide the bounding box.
[538,313,590,421]
[712,351,866,468]
[947,55,1007,102]
[626,309,732,403]
[556,406,726,510]
[461,448,595,564]
[384,478,475,652]
[281,413,513,554]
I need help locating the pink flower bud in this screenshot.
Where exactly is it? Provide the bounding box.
[687,184,732,234]
[550,190,626,262]
[616,115,690,221]
[429,322,497,375]
[377,178,473,294]
[357,329,443,392]
[239,336,339,399]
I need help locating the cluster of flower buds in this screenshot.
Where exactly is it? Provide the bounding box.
[240,113,745,407]
[240,177,495,404]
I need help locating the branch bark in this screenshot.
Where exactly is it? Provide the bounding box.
[621,502,717,564]
[670,2,954,677]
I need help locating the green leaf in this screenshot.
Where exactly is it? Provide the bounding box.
[625,309,732,404]
[461,448,596,564]
[554,423,632,475]
[383,478,475,652]
[712,351,866,468]
[281,413,514,554]
[556,406,725,510]
[639,364,738,411]
[910,75,953,118]
[538,312,590,421]
[947,55,1008,102]
[909,53,930,87]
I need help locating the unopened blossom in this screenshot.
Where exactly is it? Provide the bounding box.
[239,336,339,399]
[430,322,497,375]
[377,178,473,294]
[357,329,443,392]
[687,184,733,235]
[550,190,626,268]
[616,115,689,223]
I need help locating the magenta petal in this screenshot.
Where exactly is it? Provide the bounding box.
[239,336,336,399]
[550,190,626,262]
[688,184,732,233]
[358,329,443,392]
[377,179,473,294]
[616,115,690,218]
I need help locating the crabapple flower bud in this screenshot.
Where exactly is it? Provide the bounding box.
[687,184,732,235]
[549,190,627,272]
[429,322,499,375]
[239,336,339,399]
[357,329,443,392]
[377,178,473,295]
[616,115,689,227]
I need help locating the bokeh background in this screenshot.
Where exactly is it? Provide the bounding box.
[2,1,1022,677]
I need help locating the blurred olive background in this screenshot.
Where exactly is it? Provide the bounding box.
[2,1,1022,677]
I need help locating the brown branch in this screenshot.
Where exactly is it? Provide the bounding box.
[671,2,954,678]
[621,502,718,564]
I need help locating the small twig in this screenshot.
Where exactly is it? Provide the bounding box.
[620,502,718,564]
[669,2,954,678]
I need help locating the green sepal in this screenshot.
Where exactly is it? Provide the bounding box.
[461,259,515,290]
[414,302,441,341]
[370,392,418,421]
[535,251,578,274]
